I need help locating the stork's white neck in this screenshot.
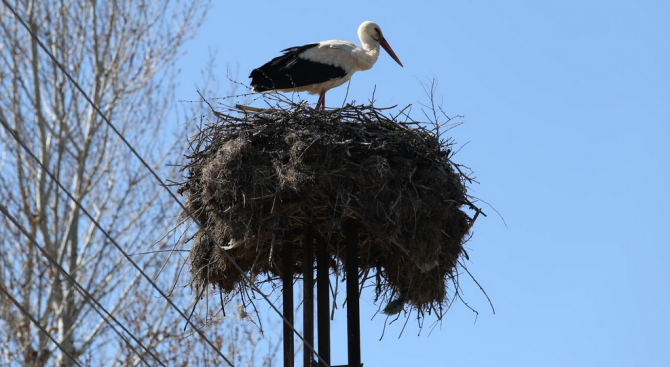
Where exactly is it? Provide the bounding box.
[356,33,380,71]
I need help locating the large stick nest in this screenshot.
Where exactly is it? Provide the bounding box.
[178,99,482,318]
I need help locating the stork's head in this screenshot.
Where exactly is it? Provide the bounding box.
[358,21,403,67]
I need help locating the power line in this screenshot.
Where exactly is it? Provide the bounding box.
[0,112,232,367]
[0,1,329,365]
[0,203,160,367]
[0,282,84,367]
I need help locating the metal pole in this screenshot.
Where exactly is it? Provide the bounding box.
[316,236,331,367]
[282,241,294,367]
[303,226,315,367]
[345,221,361,367]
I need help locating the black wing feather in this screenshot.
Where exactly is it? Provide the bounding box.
[249,43,347,92]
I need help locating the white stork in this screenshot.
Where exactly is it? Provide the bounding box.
[249,21,403,110]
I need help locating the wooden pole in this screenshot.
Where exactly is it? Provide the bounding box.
[303,227,315,367]
[282,241,294,367]
[345,221,361,367]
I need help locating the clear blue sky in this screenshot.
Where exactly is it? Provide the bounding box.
[175,1,670,366]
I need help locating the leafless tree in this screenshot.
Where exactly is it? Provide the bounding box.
[0,1,275,366]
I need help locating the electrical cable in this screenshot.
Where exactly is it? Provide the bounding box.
[0,202,160,367]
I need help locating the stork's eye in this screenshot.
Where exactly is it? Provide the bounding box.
[373,27,382,41]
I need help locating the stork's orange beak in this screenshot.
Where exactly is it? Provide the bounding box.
[379,36,403,67]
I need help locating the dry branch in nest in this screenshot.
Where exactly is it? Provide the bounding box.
[178,98,483,321]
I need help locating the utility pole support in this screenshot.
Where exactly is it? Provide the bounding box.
[283,224,363,367]
[345,221,361,367]
[316,235,331,367]
[303,226,315,367]
[282,241,294,367]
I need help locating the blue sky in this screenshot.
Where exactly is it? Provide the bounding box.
[176,1,670,366]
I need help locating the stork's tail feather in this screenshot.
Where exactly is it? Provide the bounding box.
[249,69,274,92]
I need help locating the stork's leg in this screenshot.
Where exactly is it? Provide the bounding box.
[316,90,326,110]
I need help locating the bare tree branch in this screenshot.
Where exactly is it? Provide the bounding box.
[0,1,278,366]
